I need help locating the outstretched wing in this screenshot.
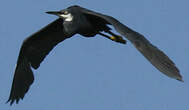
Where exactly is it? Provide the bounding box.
[7,18,73,105]
[78,6,183,81]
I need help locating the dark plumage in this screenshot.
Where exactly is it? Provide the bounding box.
[7,5,183,105]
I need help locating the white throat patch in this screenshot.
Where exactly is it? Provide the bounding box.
[60,13,73,21]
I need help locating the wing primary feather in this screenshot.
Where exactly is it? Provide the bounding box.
[7,18,74,105]
[80,6,183,81]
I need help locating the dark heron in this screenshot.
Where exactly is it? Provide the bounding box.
[7,5,183,105]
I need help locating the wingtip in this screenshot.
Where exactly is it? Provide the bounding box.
[6,99,14,106]
[176,76,184,82]
[5,100,9,105]
[177,78,184,82]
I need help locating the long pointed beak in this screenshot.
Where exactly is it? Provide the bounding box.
[45,11,60,15]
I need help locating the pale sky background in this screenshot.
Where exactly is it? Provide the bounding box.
[0,0,189,110]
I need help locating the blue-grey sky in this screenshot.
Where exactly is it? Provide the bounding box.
[1,0,188,110]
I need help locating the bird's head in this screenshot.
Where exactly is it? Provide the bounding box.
[46,10,73,22]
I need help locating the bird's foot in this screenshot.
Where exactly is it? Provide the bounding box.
[110,36,126,44]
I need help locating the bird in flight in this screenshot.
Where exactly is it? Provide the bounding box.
[7,5,183,105]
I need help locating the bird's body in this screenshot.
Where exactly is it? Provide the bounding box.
[7,5,183,105]
[61,7,111,37]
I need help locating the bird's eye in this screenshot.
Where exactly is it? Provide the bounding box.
[63,11,69,15]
